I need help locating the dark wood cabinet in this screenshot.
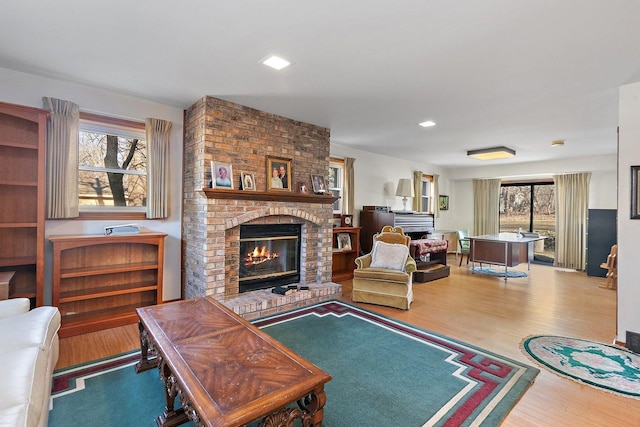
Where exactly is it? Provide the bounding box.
[0,101,48,307]
[332,227,361,281]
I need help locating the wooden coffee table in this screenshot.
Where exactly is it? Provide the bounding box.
[135,297,331,427]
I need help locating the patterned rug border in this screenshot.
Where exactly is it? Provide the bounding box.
[255,299,539,426]
[520,335,640,400]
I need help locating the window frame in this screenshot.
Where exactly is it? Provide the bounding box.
[421,174,434,213]
[77,112,148,220]
[329,158,345,214]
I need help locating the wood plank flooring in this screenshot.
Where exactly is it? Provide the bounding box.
[56,256,640,426]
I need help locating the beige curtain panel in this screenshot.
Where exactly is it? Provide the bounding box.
[146,118,172,219]
[473,178,501,235]
[344,157,355,215]
[554,172,591,270]
[42,97,80,219]
[413,170,422,212]
[433,174,440,218]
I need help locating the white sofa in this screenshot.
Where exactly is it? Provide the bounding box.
[0,298,60,427]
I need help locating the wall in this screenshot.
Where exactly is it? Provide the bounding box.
[617,81,640,342]
[448,155,618,234]
[0,67,184,302]
[330,143,454,230]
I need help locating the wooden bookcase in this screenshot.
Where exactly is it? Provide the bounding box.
[332,227,361,281]
[0,101,48,307]
[50,232,167,337]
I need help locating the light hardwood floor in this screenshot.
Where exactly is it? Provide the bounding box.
[57,256,640,426]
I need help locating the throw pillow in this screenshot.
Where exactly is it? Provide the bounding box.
[370,241,409,271]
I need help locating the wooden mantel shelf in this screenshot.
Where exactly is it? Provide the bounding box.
[202,188,339,204]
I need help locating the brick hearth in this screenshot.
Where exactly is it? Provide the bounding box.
[182,96,342,317]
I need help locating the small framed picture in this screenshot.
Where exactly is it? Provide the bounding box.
[439,195,449,211]
[240,172,255,191]
[211,161,233,189]
[337,233,352,250]
[266,156,292,191]
[311,174,326,194]
[298,181,308,194]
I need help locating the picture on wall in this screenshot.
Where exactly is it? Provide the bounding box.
[266,156,292,191]
[211,161,233,189]
[439,195,449,210]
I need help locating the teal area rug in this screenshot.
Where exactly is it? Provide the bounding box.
[470,266,528,278]
[522,335,640,399]
[50,301,539,426]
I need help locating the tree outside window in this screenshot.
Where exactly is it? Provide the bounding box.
[78,126,147,209]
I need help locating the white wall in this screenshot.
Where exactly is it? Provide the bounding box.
[330,143,455,230]
[0,67,184,303]
[448,156,618,234]
[617,81,640,342]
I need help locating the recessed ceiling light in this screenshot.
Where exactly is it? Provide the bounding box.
[419,120,436,128]
[262,55,291,70]
[551,140,565,147]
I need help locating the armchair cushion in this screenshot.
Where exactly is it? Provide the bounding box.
[370,241,409,271]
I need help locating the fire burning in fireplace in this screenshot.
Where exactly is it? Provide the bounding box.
[244,246,280,266]
[239,224,301,293]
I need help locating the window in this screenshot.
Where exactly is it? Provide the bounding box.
[500,181,555,263]
[328,158,344,213]
[78,113,147,213]
[421,174,434,213]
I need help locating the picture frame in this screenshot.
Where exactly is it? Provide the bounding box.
[298,181,308,194]
[240,171,255,191]
[211,161,233,189]
[311,174,327,194]
[337,233,352,250]
[631,166,640,219]
[439,195,449,211]
[266,156,292,191]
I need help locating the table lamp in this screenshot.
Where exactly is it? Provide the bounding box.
[395,179,414,212]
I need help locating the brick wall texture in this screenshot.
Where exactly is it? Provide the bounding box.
[182,96,334,302]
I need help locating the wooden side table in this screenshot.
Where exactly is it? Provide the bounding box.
[0,271,15,300]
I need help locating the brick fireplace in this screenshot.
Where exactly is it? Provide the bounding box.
[182,96,342,319]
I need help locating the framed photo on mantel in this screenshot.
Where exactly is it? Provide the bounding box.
[267,156,292,192]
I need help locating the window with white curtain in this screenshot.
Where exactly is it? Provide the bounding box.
[328,159,344,213]
[78,113,147,213]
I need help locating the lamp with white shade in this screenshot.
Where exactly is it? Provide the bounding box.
[395,179,414,212]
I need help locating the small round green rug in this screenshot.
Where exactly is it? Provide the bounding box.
[522,335,640,399]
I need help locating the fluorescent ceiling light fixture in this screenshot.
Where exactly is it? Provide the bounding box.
[419,120,436,127]
[262,55,291,70]
[467,146,516,160]
[551,140,565,147]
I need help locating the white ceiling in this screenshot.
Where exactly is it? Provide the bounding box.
[2,0,639,169]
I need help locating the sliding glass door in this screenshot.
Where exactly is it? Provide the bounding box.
[499,182,555,263]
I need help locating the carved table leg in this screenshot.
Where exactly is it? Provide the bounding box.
[258,386,327,427]
[156,357,189,427]
[135,320,158,373]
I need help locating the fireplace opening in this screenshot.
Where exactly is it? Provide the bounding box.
[239,224,301,293]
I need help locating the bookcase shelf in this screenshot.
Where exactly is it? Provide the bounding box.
[50,232,167,338]
[0,102,48,307]
[331,227,361,282]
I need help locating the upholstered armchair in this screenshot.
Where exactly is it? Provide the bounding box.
[352,226,417,310]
